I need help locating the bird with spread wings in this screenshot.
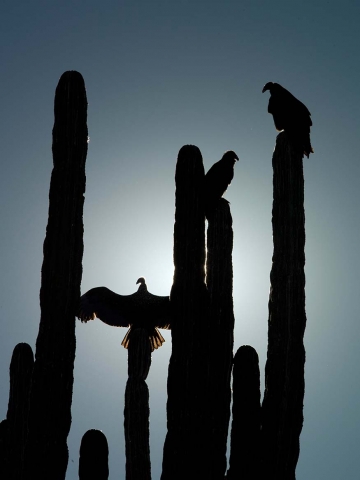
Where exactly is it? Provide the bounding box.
[77,277,172,351]
[262,82,314,158]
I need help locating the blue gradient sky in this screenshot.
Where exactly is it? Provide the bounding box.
[1,1,359,478]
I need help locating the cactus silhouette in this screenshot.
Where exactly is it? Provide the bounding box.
[261,131,306,478]
[0,343,34,480]
[162,145,236,479]
[79,429,109,480]
[227,345,261,479]
[23,70,88,480]
[124,328,152,479]
[206,198,235,476]
[161,145,211,479]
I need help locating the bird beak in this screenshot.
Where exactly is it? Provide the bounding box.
[262,83,270,93]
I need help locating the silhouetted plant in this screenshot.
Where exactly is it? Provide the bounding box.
[124,328,152,480]
[0,343,34,480]
[79,429,109,480]
[161,145,213,479]
[161,146,236,479]
[261,131,306,479]
[227,345,261,479]
[23,70,88,480]
[0,419,9,480]
[206,198,235,476]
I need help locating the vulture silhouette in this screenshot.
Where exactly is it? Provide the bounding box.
[203,150,239,219]
[262,82,314,158]
[77,277,171,351]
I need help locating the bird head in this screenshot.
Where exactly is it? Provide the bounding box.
[262,82,274,93]
[136,277,147,293]
[262,82,285,94]
[222,150,239,164]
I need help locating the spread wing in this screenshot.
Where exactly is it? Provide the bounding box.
[77,286,172,330]
[77,287,134,327]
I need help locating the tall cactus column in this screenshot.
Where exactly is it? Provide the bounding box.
[206,198,235,478]
[161,145,211,479]
[261,131,307,479]
[23,71,88,480]
[124,328,152,480]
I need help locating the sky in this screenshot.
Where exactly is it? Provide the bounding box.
[1,0,359,478]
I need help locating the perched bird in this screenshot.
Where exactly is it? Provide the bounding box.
[262,82,314,157]
[77,277,172,351]
[203,150,239,219]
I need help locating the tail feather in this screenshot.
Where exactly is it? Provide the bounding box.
[121,327,132,349]
[121,326,165,352]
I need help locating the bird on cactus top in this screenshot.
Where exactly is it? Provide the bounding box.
[77,277,172,351]
[262,81,314,158]
[203,150,239,219]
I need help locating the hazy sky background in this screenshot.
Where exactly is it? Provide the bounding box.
[1,1,359,478]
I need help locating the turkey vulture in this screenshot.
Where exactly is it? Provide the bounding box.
[77,277,172,351]
[262,82,314,157]
[203,150,239,219]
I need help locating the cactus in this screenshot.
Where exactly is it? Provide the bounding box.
[261,131,306,478]
[227,345,261,479]
[79,429,109,480]
[7,343,34,480]
[161,146,236,479]
[0,419,8,479]
[161,145,212,479]
[124,328,152,480]
[0,343,34,480]
[206,198,235,476]
[23,71,88,480]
